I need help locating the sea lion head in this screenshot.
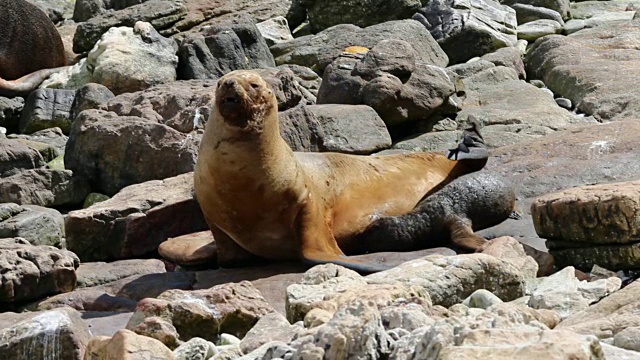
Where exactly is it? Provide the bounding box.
[215,70,275,131]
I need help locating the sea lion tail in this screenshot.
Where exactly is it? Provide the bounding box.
[0,66,69,97]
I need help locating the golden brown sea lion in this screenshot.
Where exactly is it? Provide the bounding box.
[0,0,68,97]
[194,70,489,273]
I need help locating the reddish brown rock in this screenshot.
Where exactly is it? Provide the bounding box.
[158,231,216,267]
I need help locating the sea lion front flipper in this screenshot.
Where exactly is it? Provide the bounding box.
[209,224,259,268]
[444,216,487,251]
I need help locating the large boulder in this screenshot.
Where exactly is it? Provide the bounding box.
[415,0,517,64]
[0,203,64,247]
[0,169,90,207]
[19,88,75,135]
[0,138,46,175]
[65,172,207,262]
[0,238,79,305]
[271,20,448,73]
[85,329,175,360]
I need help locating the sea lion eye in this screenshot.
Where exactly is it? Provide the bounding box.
[250,83,260,89]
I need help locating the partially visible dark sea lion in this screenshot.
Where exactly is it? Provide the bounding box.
[194,70,491,273]
[350,172,517,254]
[0,0,68,97]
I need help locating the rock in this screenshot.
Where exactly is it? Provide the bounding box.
[526,267,593,318]
[480,236,539,279]
[526,22,640,121]
[271,19,448,73]
[366,238,535,307]
[85,22,178,95]
[555,97,572,109]
[577,277,622,304]
[614,326,640,352]
[280,104,391,153]
[0,238,79,305]
[380,299,434,332]
[7,127,68,159]
[65,109,200,196]
[0,97,24,134]
[177,18,275,81]
[415,0,517,64]
[174,337,217,359]
[532,180,640,270]
[0,169,90,207]
[290,301,393,360]
[159,231,217,267]
[463,289,504,309]
[65,172,207,261]
[240,312,299,354]
[563,19,586,35]
[0,137,46,175]
[601,343,640,360]
[570,0,639,20]
[0,307,91,360]
[82,193,110,208]
[0,203,64,247]
[303,0,421,32]
[256,16,293,46]
[19,88,75,135]
[127,281,274,342]
[517,19,563,42]
[511,4,564,26]
[7,138,58,163]
[558,280,640,339]
[480,47,526,79]
[253,67,314,111]
[131,316,181,350]
[77,259,167,288]
[73,0,188,54]
[85,329,175,360]
[69,83,115,121]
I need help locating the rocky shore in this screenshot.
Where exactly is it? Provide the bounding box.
[2,0,640,358]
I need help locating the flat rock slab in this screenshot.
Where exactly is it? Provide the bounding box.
[77,259,167,288]
[82,312,134,337]
[159,231,217,267]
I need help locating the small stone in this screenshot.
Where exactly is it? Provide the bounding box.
[463,289,504,309]
[530,79,546,88]
[219,333,241,346]
[555,97,572,109]
[174,337,217,360]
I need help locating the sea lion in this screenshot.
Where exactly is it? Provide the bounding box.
[0,0,68,97]
[194,70,490,273]
[350,172,518,254]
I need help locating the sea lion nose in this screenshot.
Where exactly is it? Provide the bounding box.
[222,78,237,88]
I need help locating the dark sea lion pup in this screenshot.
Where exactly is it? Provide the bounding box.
[194,70,492,273]
[0,0,68,97]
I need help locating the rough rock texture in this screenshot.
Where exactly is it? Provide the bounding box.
[85,329,175,359]
[511,3,564,25]
[503,0,570,19]
[174,337,217,359]
[0,169,90,207]
[532,180,640,270]
[65,109,200,196]
[302,0,421,32]
[7,127,69,160]
[0,238,79,305]
[19,88,75,135]
[415,0,518,64]
[131,316,181,350]
[517,19,563,42]
[240,312,300,354]
[77,259,167,288]
[178,19,275,80]
[126,281,274,342]
[271,20,448,73]
[69,83,115,121]
[526,22,640,122]
[0,138,46,175]
[0,203,64,247]
[65,172,207,262]
[0,97,24,134]
[0,307,91,360]
[256,16,293,46]
[86,22,178,95]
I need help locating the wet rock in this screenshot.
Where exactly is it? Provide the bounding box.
[0,169,90,207]
[126,281,274,342]
[271,19,448,73]
[0,238,79,305]
[0,203,64,247]
[85,328,175,359]
[0,307,91,360]
[415,0,517,64]
[65,172,207,261]
[19,88,75,135]
[65,109,200,196]
[178,19,274,81]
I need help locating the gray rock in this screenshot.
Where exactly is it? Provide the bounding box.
[303,0,422,32]
[510,3,565,26]
[131,316,181,350]
[240,312,299,354]
[178,18,275,80]
[0,169,90,207]
[447,60,495,78]
[0,137,46,175]
[0,307,91,360]
[563,19,587,34]
[271,19,448,73]
[0,238,79,305]
[570,0,640,20]
[517,19,563,41]
[69,83,115,121]
[65,172,207,261]
[26,0,72,23]
[555,97,572,109]
[174,337,217,360]
[0,97,24,134]
[0,203,64,247]
[480,46,526,79]
[19,88,75,135]
[502,0,570,20]
[254,67,314,111]
[256,16,294,46]
[463,289,504,309]
[614,327,640,352]
[7,127,68,159]
[73,0,188,54]
[76,259,167,288]
[65,109,200,196]
[73,0,157,22]
[601,343,640,360]
[415,0,518,64]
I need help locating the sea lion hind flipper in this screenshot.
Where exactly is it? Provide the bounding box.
[446,117,488,161]
[445,216,488,251]
[301,250,392,274]
[0,67,69,97]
